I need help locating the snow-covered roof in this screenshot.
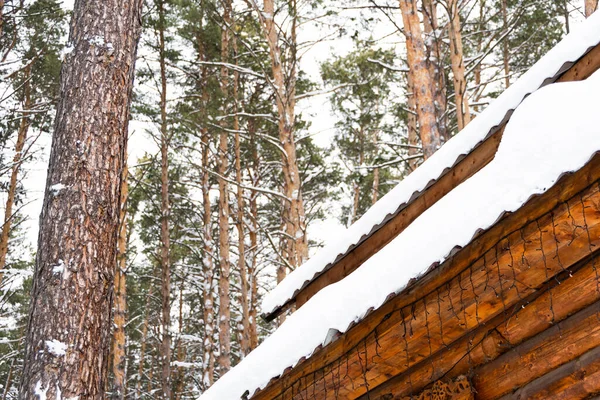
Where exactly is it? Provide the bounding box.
[199,15,600,400]
[260,11,600,318]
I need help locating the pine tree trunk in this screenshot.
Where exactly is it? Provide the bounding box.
[261,0,308,274]
[248,119,260,351]
[112,160,129,400]
[157,0,172,396]
[196,33,216,389]
[407,73,419,171]
[422,0,448,141]
[19,0,143,398]
[217,0,232,373]
[233,37,250,357]
[174,280,186,399]
[136,284,153,398]
[0,63,31,285]
[448,0,471,131]
[501,0,510,88]
[586,0,598,16]
[399,0,442,159]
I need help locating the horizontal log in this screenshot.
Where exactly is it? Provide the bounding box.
[498,345,600,400]
[473,300,600,398]
[363,250,600,399]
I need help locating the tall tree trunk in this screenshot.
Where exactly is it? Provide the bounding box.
[136,284,153,399]
[112,158,129,400]
[174,279,186,399]
[0,63,31,285]
[156,0,172,396]
[233,37,250,357]
[447,0,471,131]
[586,0,598,16]
[501,0,510,88]
[399,0,442,159]
[19,0,143,398]
[248,118,260,351]
[422,0,448,141]
[217,0,232,373]
[260,0,308,275]
[196,32,216,388]
[407,73,419,171]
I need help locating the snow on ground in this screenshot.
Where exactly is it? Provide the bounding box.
[200,61,600,400]
[260,11,600,316]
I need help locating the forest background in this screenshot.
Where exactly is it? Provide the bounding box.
[0,0,590,398]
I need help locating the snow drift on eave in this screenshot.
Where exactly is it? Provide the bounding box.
[260,11,600,317]
[200,58,600,400]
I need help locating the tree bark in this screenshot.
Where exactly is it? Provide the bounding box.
[399,0,442,159]
[407,73,419,171]
[0,63,31,285]
[501,0,510,88]
[260,0,308,273]
[111,158,128,400]
[421,0,448,141]
[136,284,153,398]
[233,36,250,357]
[447,0,471,131]
[586,0,598,17]
[156,0,172,396]
[217,0,232,373]
[19,0,143,398]
[248,118,260,351]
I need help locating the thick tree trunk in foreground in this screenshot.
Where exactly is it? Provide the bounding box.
[407,74,419,171]
[156,0,172,397]
[217,0,232,373]
[447,0,471,131]
[0,63,31,285]
[19,0,143,398]
[112,160,129,400]
[260,0,308,274]
[399,0,442,159]
[586,0,598,17]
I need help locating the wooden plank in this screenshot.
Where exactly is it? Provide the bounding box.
[253,164,600,400]
[472,300,600,399]
[498,345,600,400]
[362,250,600,399]
[264,39,600,322]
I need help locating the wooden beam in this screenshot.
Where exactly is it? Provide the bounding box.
[498,345,600,400]
[473,300,600,398]
[362,251,600,399]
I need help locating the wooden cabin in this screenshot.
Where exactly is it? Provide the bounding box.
[201,13,600,400]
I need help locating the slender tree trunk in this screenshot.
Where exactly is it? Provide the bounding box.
[196,33,216,389]
[112,159,129,400]
[217,0,232,373]
[0,0,5,39]
[447,0,471,131]
[501,0,510,88]
[248,119,260,351]
[2,356,15,400]
[399,0,441,159]
[174,280,186,399]
[261,0,308,274]
[156,0,172,396]
[233,37,250,357]
[422,0,448,141]
[19,0,143,398]
[0,63,31,285]
[136,284,153,399]
[407,73,419,171]
[586,0,598,16]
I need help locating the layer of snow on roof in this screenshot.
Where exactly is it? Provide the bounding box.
[260,11,600,316]
[200,68,600,400]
